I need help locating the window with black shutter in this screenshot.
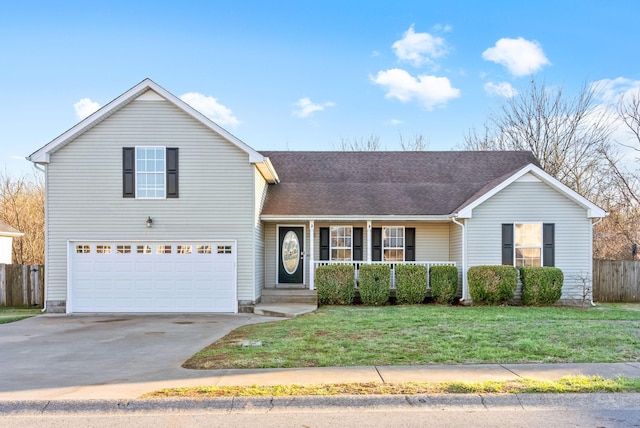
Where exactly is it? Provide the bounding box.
[123,147,179,198]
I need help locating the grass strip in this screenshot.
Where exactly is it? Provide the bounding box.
[142,376,640,398]
[0,307,42,324]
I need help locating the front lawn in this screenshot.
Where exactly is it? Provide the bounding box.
[0,306,41,324]
[185,305,640,369]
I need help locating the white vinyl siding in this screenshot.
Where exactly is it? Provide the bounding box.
[45,93,256,306]
[466,180,592,301]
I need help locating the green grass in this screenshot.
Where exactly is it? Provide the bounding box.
[184,304,640,369]
[143,376,640,398]
[0,306,42,324]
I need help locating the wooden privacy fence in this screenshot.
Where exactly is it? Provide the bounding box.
[593,259,640,302]
[0,264,44,307]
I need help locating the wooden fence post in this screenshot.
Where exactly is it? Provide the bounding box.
[0,264,5,306]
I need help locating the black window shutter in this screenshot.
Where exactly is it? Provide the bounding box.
[123,147,135,198]
[353,227,363,261]
[319,227,329,260]
[405,228,416,261]
[372,228,382,261]
[543,223,555,266]
[502,224,514,265]
[166,148,179,198]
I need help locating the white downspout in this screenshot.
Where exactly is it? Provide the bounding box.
[32,163,47,313]
[451,217,468,304]
[590,217,604,307]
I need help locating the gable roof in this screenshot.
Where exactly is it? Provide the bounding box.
[455,163,607,219]
[260,151,546,218]
[0,221,23,237]
[27,79,279,183]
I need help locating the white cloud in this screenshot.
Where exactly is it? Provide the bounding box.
[392,25,447,67]
[371,50,380,57]
[293,97,335,118]
[73,98,100,120]
[388,119,403,125]
[371,68,460,110]
[482,37,550,77]
[180,92,239,127]
[592,77,640,105]
[484,81,518,98]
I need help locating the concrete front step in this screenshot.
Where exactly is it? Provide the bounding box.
[254,303,317,318]
[261,288,318,305]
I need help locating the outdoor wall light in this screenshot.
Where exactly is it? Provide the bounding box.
[146,216,153,228]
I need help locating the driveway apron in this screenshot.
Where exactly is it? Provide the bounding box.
[0,314,278,400]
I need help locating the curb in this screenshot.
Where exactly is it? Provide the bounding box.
[2,393,640,415]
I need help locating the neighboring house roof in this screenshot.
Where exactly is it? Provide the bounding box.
[26,78,279,184]
[260,150,552,218]
[0,221,23,237]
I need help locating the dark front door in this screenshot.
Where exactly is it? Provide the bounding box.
[279,227,304,283]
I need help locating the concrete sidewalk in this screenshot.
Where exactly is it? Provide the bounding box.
[1,362,638,401]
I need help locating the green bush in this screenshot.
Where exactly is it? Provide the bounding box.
[430,265,459,304]
[315,264,355,305]
[395,264,427,305]
[358,264,390,306]
[468,265,518,305]
[520,266,563,306]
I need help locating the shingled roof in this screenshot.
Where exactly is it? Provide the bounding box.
[260,151,539,217]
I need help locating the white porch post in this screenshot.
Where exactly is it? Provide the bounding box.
[366,220,372,262]
[309,220,315,290]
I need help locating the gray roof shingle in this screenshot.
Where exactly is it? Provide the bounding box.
[260,151,539,216]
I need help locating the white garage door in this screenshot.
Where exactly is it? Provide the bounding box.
[69,241,236,313]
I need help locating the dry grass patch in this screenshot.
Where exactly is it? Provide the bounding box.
[143,376,640,398]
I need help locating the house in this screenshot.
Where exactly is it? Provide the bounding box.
[27,79,606,313]
[0,221,23,265]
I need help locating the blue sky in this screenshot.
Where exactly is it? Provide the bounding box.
[2,0,640,176]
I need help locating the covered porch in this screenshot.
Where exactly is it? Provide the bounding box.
[263,219,466,297]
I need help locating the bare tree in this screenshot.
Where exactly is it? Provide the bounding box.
[338,133,430,151]
[463,79,616,201]
[593,88,640,259]
[399,132,430,151]
[0,171,44,265]
[338,134,383,151]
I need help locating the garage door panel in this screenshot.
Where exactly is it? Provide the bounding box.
[70,241,236,313]
[135,262,153,273]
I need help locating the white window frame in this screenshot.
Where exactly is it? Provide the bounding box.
[330,226,353,261]
[135,146,166,199]
[514,222,542,267]
[382,226,405,262]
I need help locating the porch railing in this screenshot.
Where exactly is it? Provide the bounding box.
[312,261,456,290]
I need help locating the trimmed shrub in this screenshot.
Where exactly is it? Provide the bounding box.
[468,265,518,305]
[520,266,563,306]
[430,265,459,304]
[315,264,355,305]
[358,264,390,306]
[395,264,427,305]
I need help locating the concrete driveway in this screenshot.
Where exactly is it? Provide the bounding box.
[0,313,279,400]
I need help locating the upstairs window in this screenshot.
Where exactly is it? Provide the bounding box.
[136,147,165,198]
[123,147,179,199]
